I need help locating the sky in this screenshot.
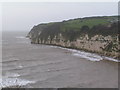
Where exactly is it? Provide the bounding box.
[2,2,118,31]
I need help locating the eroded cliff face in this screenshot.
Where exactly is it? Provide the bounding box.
[27,16,119,59]
[28,33,119,59]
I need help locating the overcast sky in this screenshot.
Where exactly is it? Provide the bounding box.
[2,2,118,31]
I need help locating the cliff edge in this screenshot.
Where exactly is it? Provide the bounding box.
[27,16,119,59]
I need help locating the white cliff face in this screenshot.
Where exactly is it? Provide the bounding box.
[29,33,119,58]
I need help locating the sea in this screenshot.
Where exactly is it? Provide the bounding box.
[1,31,119,88]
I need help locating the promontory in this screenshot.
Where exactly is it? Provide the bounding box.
[27,16,119,59]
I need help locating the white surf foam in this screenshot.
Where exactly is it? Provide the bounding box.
[67,49,103,61]
[73,53,102,61]
[18,65,23,68]
[0,78,35,88]
[103,56,119,62]
[68,48,119,62]
[0,73,35,88]
[50,45,119,62]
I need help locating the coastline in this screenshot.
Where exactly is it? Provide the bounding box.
[30,42,119,62]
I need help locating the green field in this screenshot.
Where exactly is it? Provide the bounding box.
[61,16,117,31]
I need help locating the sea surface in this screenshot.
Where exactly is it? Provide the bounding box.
[1,31,118,88]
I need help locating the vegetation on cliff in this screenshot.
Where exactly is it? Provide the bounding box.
[28,16,118,41]
[28,16,119,58]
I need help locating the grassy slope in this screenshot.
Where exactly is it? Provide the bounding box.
[60,16,117,31]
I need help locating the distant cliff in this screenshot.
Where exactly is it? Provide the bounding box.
[27,16,119,59]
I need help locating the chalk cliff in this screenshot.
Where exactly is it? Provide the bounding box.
[27,16,119,59]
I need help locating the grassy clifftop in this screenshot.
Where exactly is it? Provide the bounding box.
[28,16,118,41]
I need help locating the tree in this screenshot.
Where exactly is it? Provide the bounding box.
[81,25,90,33]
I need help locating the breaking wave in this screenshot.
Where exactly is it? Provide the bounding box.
[50,45,119,62]
[0,73,35,88]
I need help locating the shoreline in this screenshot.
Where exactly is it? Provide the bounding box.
[31,43,119,62]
